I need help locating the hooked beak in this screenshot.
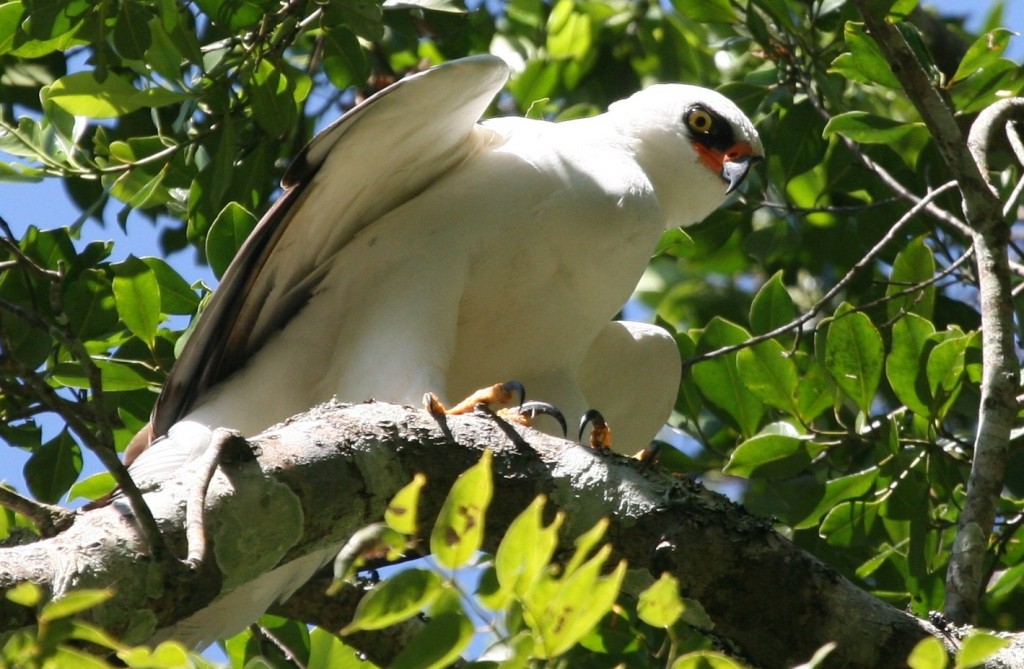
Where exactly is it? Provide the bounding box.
[722,153,757,194]
[695,141,762,194]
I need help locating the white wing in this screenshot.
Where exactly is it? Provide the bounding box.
[152,56,510,436]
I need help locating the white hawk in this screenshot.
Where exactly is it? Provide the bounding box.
[124,54,762,645]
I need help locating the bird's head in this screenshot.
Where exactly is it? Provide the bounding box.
[609,84,763,227]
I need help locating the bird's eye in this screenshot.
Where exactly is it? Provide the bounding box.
[687,109,713,133]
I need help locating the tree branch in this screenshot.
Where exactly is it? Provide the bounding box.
[0,401,981,668]
[852,5,1021,624]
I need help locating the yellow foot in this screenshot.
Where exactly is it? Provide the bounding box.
[424,380,525,417]
[424,382,567,437]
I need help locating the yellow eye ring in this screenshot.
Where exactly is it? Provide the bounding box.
[687,109,713,133]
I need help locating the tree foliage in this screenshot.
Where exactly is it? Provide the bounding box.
[2,0,1024,666]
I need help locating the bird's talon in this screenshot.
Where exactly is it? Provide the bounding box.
[517,401,568,436]
[579,409,613,451]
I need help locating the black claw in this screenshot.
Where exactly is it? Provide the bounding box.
[519,401,567,437]
[501,380,526,408]
[578,409,607,444]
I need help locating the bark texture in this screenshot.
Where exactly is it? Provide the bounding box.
[0,401,1017,667]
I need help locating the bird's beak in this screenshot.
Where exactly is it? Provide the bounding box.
[696,141,762,194]
[721,141,762,194]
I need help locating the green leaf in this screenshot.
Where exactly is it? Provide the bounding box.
[671,650,746,669]
[908,636,948,669]
[206,202,257,279]
[493,495,562,602]
[693,318,764,437]
[6,581,43,607]
[430,450,493,569]
[193,0,272,31]
[951,29,1013,85]
[819,500,881,547]
[308,627,376,669]
[530,548,626,657]
[390,610,474,669]
[23,0,88,40]
[655,227,694,257]
[112,1,153,60]
[749,271,796,338]
[774,101,826,181]
[63,269,117,340]
[142,257,201,315]
[886,313,934,417]
[724,433,816,480]
[24,430,82,503]
[925,335,969,419]
[830,22,900,88]
[887,237,935,320]
[52,358,155,391]
[48,647,111,669]
[112,255,161,347]
[386,473,427,535]
[824,306,884,414]
[737,339,800,416]
[955,631,1009,668]
[672,0,736,22]
[39,589,113,622]
[950,58,1024,114]
[67,472,117,502]
[44,72,190,118]
[321,24,369,90]
[546,0,592,62]
[248,58,298,138]
[326,0,383,41]
[823,111,927,144]
[0,2,26,56]
[637,573,684,628]
[794,468,879,530]
[342,569,443,634]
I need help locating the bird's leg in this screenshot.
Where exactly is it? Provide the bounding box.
[424,380,526,416]
[424,381,566,448]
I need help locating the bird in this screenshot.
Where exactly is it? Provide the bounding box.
[122,54,762,646]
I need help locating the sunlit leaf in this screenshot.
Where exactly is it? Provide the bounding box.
[637,573,684,628]
[39,589,113,621]
[112,255,162,348]
[386,473,427,535]
[430,450,492,569]
[45,72,189,118]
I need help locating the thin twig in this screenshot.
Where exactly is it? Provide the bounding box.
[0,486,75,537]
[682,181,958,371]
[0,216,172,561]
